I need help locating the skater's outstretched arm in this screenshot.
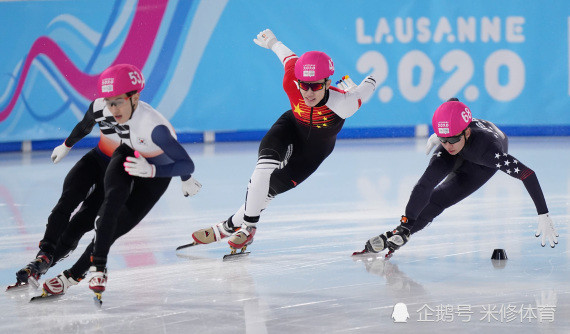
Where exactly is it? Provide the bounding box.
[51,100,98,163]
[253,28,296,67]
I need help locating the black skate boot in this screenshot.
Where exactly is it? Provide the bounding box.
[15,251,54,288]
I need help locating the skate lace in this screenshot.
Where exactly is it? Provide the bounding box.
[220,222,234,235]
[238,225,256,238]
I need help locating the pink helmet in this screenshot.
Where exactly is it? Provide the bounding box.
[98,64,145,98]
[294,51,334,81]
[432,101,472,137]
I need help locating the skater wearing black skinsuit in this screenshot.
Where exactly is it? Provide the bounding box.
[361,99,559,256]
[14,96,126,287]
[190,28,376,253]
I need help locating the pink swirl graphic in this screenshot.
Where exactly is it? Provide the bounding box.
[0,0,167,122]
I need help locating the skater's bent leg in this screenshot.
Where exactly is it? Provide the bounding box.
[91,145,134,266]
[410,164,497,234]
[239,112,295,224]
[243,148,283,223]
[67,212,139,280]
[52,184,104,264]
[92,175,170,269]
[41,153,102,253]
[67,242,94,280]
[266,145,329,198]
[67,190,166,280]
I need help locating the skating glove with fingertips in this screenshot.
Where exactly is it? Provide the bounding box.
[51,143,71,163]
[536,213,559,248]
[182,176,202,197]
[124,151,156,178]
[253,29,278,50]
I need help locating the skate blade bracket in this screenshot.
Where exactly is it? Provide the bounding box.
[222,251,250,261]
[29,293,62,303]
[93,293,103,308]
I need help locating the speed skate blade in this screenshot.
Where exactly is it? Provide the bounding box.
[6,282,33,292]
[176,241,198,251]
[222,252,250,261]
[352,249,369,256]
[30,294,61,303]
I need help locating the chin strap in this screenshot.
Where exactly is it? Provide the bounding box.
[128,92,139,120]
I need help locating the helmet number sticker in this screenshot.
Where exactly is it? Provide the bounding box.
[128,71,143,85]
[461,107,471,122]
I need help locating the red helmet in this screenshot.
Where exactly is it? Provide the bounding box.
[432,101,472,137]
[294,51,334,81]
[98,64,145,98]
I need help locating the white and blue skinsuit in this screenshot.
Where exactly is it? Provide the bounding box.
[64,99,194,278]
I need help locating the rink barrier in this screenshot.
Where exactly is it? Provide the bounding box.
[1,125,570,153]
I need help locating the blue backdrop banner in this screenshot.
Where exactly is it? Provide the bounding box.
[0,0,569,147]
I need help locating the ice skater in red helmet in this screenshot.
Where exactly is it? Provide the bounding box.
[189,29,376,257]
[357,98,558,258]
[34,64,200,303]
[12,64,151,293]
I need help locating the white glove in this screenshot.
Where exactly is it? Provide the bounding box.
[182,176,202,197]
[425,133,441,155]
[361,74,376,89]
[253,29,278,49]
[124,151,155,178]
[351,74,376,95]
[51,143,71,164]
[535,213,559,248]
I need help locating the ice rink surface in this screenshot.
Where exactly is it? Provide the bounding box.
[0,137,568,333]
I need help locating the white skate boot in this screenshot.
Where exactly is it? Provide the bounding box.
[192,216,240,244]
[43,270,80,295]
[88,266,107,304]
[228,222,257,254]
